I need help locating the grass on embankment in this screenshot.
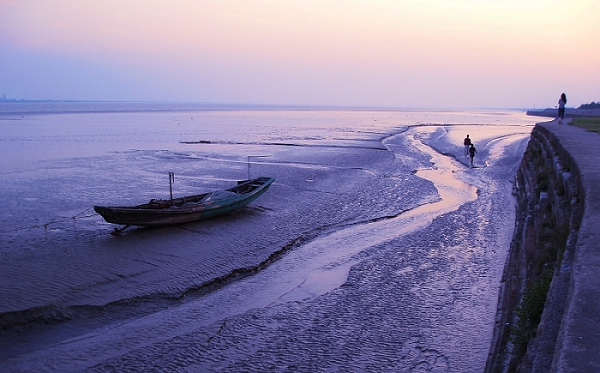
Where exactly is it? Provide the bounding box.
[570,117,600,133]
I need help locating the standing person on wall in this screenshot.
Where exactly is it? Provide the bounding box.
[558,93,567,125]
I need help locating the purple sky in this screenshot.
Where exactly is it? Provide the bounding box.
[1,0,599,108]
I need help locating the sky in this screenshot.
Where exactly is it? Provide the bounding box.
[1,0,599,109]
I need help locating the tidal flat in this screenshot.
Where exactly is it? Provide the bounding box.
[0,104,539,372]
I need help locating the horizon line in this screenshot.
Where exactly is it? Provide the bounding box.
[0,99,533,112]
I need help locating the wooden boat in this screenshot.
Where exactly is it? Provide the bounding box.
[94,176,274,228]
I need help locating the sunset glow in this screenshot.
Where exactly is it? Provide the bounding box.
[1,0,598,108]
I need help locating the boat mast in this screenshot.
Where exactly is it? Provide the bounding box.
[247,155,271,179]
[169,172,174,203]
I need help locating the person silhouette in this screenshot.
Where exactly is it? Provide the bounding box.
[468,144,477,167]
[558,93,567,125]
[463,134,472,157]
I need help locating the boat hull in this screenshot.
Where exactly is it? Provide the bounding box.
[94,177,274,227]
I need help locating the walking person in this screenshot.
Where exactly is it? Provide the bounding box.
[463,134,472,157]
[558,93,567,124]
[468,143,477,168]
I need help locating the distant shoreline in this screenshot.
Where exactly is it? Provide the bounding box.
[0,101,529,116]
[526,107,600,118]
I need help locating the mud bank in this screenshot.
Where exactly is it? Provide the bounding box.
[486,120,600,373]
[1,115,536,371]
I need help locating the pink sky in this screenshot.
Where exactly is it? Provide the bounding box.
[1,0,598,108]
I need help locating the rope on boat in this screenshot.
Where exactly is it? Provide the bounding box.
[11,207,97,234]
[70,207,96,220]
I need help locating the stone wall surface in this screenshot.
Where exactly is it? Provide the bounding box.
[486,120,600,373]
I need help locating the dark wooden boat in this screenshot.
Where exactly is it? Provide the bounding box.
[94,176,274,228]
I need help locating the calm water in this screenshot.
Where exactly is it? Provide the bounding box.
[0,103,539,372]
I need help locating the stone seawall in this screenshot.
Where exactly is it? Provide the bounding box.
[485,121,600,373]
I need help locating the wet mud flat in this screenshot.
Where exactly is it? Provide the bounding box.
[0,112,533,372]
